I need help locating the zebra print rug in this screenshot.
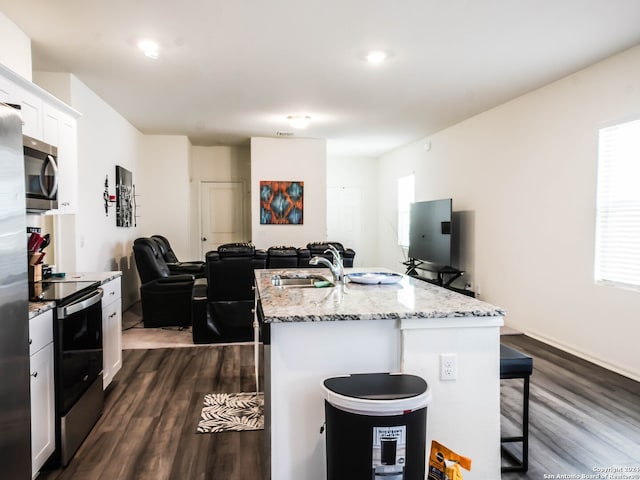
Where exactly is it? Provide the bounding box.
[197,392,264,433]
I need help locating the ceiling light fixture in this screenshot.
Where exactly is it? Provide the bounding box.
[138,39,160,59]
[365,50,387,64]
[287,115,311,129]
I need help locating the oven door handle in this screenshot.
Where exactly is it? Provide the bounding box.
[58,288,104,319]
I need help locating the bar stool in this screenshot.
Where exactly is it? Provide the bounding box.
[500,343,533,472]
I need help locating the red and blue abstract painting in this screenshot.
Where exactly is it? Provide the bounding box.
[260,181,304,224]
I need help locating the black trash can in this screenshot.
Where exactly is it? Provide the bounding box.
[322,372,431,480]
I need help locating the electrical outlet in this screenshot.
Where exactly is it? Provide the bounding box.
[440,353,458,381]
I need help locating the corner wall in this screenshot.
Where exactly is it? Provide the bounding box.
[377,45,640,381]
[250,137,327,250]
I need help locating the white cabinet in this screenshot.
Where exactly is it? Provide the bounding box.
[43,104,78,214]
[0,64,80,215]
[29,309,55,478]
[0,74,12,101]
[101,277,122,389]
[0,75,43,139]
[17,87,44,140]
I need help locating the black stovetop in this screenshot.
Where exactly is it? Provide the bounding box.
[30,280,100,304]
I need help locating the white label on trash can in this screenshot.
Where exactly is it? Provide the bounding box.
[372,426,406,478]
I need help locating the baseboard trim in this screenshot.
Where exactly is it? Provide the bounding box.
[523,330,640,383]
[500,326,523,336]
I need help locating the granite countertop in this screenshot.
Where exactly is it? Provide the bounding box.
[256,267,505,323]
[45,271,122,285]
[28,271,121,317]
[29,301,55,319]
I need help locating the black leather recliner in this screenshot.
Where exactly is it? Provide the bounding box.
[298,241,356,268]
[151,234,206,278]
[192,243,267,344]
[266,245,300,268]
[133,237,195,328]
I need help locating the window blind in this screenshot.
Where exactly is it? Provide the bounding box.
[397,174,415,247]
[595,119,640,287]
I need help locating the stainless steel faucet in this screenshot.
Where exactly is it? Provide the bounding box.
[309,244,344,283]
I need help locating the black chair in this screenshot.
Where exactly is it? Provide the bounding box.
[192,243,267,343]
[299,241,356,268]
[133,237,196,328]
[151,234,206,278]
[500,343,533,472]
[266,246,300,268]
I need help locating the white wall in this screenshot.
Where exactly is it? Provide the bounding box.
[326,154,378,267]
[35,72,196,309]
[377,44,640,381]
[137,135,191,260]
[34,73,146,309]
[376,148,423,274]
[250,137,327,250]
[0,12,31,81]
[189,145,251,258]
[71,75,145,310]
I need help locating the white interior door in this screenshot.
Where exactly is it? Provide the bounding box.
[200,181,245,257]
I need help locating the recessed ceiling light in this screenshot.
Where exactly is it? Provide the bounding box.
[287,115,311,129]
[365,50,387,64]
[138,39,159,59]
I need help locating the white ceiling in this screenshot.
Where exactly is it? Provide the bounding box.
[2,0,640,157]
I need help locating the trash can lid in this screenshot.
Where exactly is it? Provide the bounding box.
[322,373,431,416]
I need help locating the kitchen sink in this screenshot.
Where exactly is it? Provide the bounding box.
[271,274,333,288]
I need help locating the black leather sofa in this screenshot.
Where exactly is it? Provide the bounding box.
[151,234,206,278]
[133,237,196,328]
[297,241,356,268]
[266,245,300,268]
[192,243,267,344]
[132,238,356,341]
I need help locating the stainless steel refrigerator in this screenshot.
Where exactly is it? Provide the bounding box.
[0,102,31,479]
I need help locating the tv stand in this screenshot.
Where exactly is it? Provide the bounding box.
[404,259,473,297]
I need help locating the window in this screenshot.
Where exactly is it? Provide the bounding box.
[595,118,640,288]
[397,174,415,246]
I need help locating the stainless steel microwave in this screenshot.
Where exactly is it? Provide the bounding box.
[24,135,58,212]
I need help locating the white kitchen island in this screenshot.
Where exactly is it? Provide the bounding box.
[255,267,505,480]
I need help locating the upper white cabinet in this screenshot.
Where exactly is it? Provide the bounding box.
[16,86,43,139]
[0,74,11,100]
[0,63,80,214]
[0,74,44,139]
[43,103,78,213]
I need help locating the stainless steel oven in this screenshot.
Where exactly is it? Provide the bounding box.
[55,286,104,466]
[34,280,104,467]
[24,134,58,212]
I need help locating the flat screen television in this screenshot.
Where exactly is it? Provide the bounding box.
[408,198,452,267]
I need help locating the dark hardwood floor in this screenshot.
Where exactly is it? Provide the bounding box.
[38,329,639,480]
[39,344,264,480]
[501,334,640,479]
